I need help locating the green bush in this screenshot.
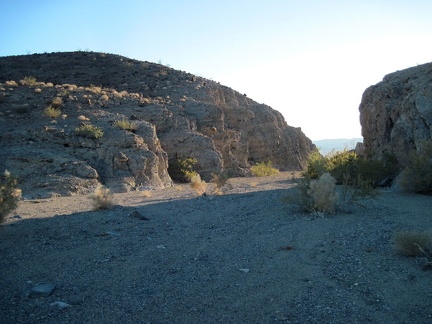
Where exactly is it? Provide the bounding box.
[304,149,396,188]
[75,124,104,139]
[168,156,198,182]
[399,141,432,194]
[0,170,21,223]
[250,161,279,177]
[325,149,357,184]
[304,149,327,179]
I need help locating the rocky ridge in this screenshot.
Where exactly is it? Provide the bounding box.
[359,62,432,167]
[0,52,315,198]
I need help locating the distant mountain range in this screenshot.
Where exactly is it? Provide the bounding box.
[313,138,363,155]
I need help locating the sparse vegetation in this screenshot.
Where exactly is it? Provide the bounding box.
[75,124,104,139]
[168,156,198,182]
[20,76,37,86]
[43,105,61,118]
[211,170,233,195]
[308,173,338,214]
[399,141,432,194]
[114,119,137,131]
[250,161,279,177]
[304,148,397,193]
[190,173,207,196]
[285,173,338,215]
[51,97,63,108]
[394,231,431,257]
[90,185,114,210]
[0,170,21,224]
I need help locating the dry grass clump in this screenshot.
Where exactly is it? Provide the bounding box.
[0,170,21,224]
[250,162,279,177]
[75,124,104,139]
[51,97,63,108]
[394,231,431,257]
[90,185,115,210]
[20,76,37,86]
[114,119,137,131]
[190,174,207,196]
[43,105,61,118]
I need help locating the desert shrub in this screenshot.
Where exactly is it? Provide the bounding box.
[339,173,376,206]
[114,119,137,131]
[0,170,21,224]
[168,156,198,182]
[211,170,233,195]
[250,161,279,177]
[43,105,61,118]
[304,149,327,179]
[75,124,104,139]
[285,173,338,214]
[304,149,394,188]
[325,149,358,184]
[190,174,207,196]
[308,173,338,214]
[283,176,314,212]
[51,97,63,108]
[90,185,114,210]
[394,231,431,257]
[399,141,432,194]
[20,76,37,86]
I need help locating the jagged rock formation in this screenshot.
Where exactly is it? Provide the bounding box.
[359,62,432,167]
[0,52,315,197]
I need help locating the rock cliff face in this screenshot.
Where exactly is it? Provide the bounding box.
[359,62,432,167]
[0,52,315,197]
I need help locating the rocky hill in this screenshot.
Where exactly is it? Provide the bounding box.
[359,62,432,167]
[0,52,315,198]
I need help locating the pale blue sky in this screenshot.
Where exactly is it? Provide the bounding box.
[1,1,432,140]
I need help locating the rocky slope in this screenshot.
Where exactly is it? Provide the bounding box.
[0,52,315,198]
[359,62,432,167]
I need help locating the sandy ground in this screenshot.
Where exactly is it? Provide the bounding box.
[1,172,432,323]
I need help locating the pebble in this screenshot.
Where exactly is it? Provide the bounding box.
[50,301,72,310]
[29,283,56,297]
[239,268,250,273]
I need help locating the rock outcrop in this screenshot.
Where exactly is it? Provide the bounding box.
[0,52,315,197]
[359,62,432,167]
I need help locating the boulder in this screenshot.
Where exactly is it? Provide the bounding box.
[359,62,432,167]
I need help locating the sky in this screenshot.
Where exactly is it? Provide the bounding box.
[1,1,432,140]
